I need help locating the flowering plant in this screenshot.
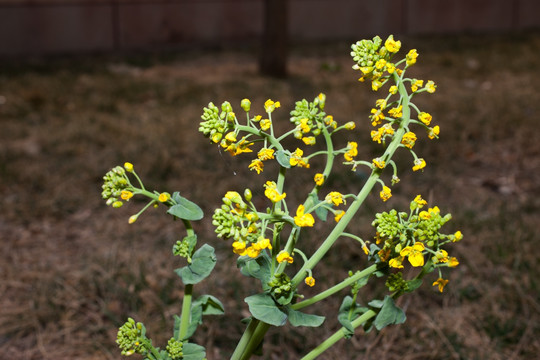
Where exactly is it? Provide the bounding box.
[102,35,462,359]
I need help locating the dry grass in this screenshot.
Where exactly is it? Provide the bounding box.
[1,32,540,359]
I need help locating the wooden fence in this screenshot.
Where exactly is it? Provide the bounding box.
[1,0,539,57]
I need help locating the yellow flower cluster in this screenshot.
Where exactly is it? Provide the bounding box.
[233,237,272,258]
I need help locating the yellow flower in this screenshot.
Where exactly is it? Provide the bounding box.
[225,132,237,143]
[299,118,311,133]
[277,251,294,264]
[433,249,449,263]
[389,85,398,94]
[344,141,358,161]
[400,242,425,267]
[248,159,264,174]
[314,173,325,186]
[372,157,386,169]
[128,215,138,224]
[384,35,401,53]
[362,244,369,255]
[370,108,385,126]
[448,257,459,267]
[344,121,356,130]
[264,181,286,203]
[428,125,440,139]
[380,186,392,202]
[294,204,315,227]
[386,62,396,74]
[406,49,419,66]
[375,58,387,69]
[388,105,403,118]
[413,158,427,171]
[257,148,275,161]
[246,246,261,258]
[124,162,134,172]
[418,112,432,125]
[256,238,272,250]
[413,195,427,207]
[389,256,404,269]
[372,79,382,91]
[302,136,316,145]
[411,79,424,92]
[260,119,271,131]
[334,210,345,222]
[158,192,170,203]
[453,231,463,242]
[264,99,280,113]
[401,131,417,149]
[432,278,449,293]
[232,241,248,256]
[325,191,345,206]
[120,190,133,200]
[290,148,310,168]
[425,80,436,93]
[305,276,316,287]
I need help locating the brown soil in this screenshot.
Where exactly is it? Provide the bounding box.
[1,33,540,359]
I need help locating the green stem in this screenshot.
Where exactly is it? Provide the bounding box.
[300,309,377,360]
[292,264,378,310]
[178,284,193,340]
[230,319,270,360]
[178,219,195,341]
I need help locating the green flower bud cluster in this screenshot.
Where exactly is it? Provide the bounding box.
[350,36,384,70]
[411,212,452,244]
[212,193,261,244]
[268,273,294,305]
[166,337,184,360]
[199,101,235,143]
[172,235,197,261]
[116,318,148,356]
[289,96,328,138]
[385,272,408,293]
[350,35,400,89]
[102,166,131,207]
[372,209,405,240]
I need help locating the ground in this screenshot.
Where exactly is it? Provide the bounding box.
[1,32,540,359]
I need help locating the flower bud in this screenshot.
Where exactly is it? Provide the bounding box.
[241,98,251,112]
[244,188,252,202]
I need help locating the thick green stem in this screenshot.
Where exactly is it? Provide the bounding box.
[300,309,377,360]
[178,219,195,341]
[178,284,193,340]
[230,319,270,360]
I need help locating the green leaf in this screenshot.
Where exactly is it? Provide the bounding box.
[193,295,225,316]
[308,193,328,221]
[237,252,272,291]
[286,307,325,327]
[275,150,291,168]
[338,296,369,339]
[245,293,287,326]
[373,296,406,330]
[175,244,217,285]
[168,192,204,221]
[182,342,206,360]
[405,278,423,292]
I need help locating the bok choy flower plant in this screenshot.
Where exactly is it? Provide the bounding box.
[101,35,463,360]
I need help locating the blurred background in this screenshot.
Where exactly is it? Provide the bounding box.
[1,1,540,359]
